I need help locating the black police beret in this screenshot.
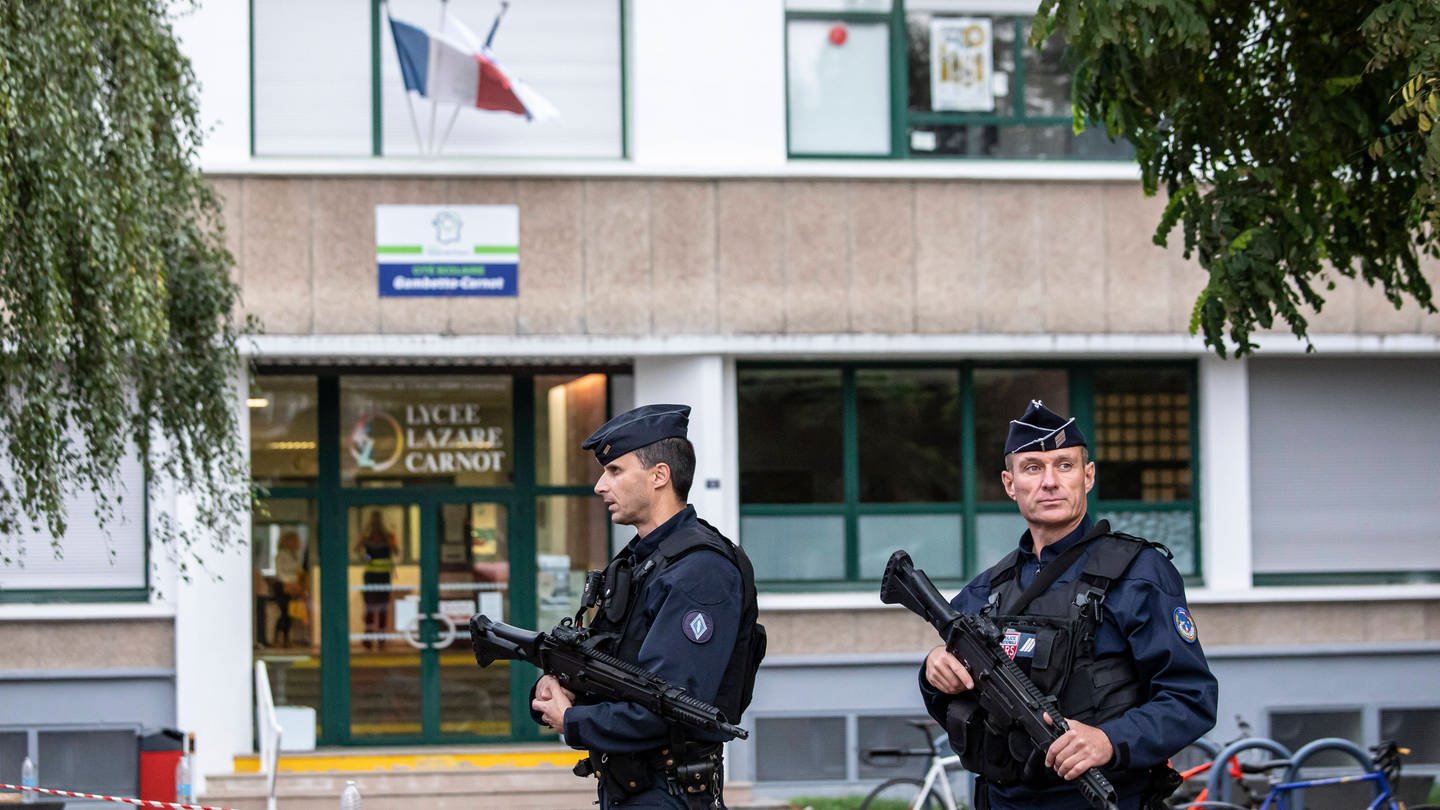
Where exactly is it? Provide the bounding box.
[581,404,691,464]
[1004,399,1087,456]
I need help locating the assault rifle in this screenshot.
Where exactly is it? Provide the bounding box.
[469,614,749,740]
[880,550,1120,810]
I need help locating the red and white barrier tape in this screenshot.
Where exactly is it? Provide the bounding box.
[0,783,236,810]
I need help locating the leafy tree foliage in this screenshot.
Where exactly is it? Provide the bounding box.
[0,0,248,572]
[1035,0,1440,355]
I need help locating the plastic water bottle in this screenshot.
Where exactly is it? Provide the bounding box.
[20,755,35,804]
[340,779,362,810]
[175,748,192,803]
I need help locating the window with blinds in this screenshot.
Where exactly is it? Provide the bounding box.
[0,449,147,594]
[1248,357,1440,578]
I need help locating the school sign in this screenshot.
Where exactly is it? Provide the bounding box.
[375,204,519,297]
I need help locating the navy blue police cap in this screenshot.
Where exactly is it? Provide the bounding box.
[1004,399,1087,456]
[581,404,691,464]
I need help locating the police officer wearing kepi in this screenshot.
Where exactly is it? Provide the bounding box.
[919,400,1217,810]
[531,403,765,810]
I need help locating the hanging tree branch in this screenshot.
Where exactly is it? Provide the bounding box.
[0,0,252,575]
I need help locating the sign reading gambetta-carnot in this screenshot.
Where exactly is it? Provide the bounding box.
[342,377,512,482]
[375,204,519,297]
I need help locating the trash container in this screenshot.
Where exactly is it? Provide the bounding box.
[137,728,184,802]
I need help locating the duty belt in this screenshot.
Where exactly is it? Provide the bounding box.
[574,743,723,796]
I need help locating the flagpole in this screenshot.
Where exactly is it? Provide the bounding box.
[437,104,463,157]
[427,0,449,155]
[381,1,425,155]
[437,0,508,155]
[483,1,509,49]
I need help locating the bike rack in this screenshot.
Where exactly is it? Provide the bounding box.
[1204,737,1294,806]
[1281,737,1380,810]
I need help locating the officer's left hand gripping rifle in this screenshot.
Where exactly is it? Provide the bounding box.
[880,550,1121,810]
[469,614,749,741]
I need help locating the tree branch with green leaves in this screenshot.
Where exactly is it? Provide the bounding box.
[1033,0,1439,356]
[0,0,252,578]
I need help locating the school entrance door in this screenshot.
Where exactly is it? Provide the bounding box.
[249,370,618,746]
[342,495,518,742]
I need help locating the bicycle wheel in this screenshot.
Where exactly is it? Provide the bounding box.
[859,777,947,810]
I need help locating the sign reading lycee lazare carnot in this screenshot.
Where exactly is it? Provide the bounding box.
[375,204,519,297]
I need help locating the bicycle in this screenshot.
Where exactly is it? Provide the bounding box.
[859,719,969,810]
[1176,738,1434,810]
[1170,717,1270,808]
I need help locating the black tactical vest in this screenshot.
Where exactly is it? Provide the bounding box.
[954,521,1159,788]
[588,517,766,728]
[982,525,1151,725]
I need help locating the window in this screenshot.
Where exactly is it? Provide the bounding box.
[252,0,623,158]
[39,729,139,797]
[1381,708,1440,766]
[751,712,970,795]
[340,375,513,488]
[784,1,1134,159]
[786,18,892,155]
[856,715,938,780]
[0,732,23,786]
[1268,709,1364,768]
[1249,358,1440,584]
[0,729,139,799]
[250,376,319,489]
[0,442,148,601]
[535,373,612,629]
[737,363,1199,587]
[754,716,847,781]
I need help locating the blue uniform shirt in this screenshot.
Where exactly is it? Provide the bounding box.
[921,515,1218,806]
[563,506,744,753]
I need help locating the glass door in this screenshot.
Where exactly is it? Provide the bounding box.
[436,501,511,737]
[343,497,514,743]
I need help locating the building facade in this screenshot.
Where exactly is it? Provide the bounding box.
[1,0,1437,802]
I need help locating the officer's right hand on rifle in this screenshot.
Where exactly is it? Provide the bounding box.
[923,645,975,694]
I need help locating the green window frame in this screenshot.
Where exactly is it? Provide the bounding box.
[737,361,1201,590]
[783,2,1133,160]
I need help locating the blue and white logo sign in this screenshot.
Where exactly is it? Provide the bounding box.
[1173,606,1198,644]
[376,204,519,297]
[683,610,714,644]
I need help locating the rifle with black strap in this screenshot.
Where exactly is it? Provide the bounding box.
[469,614,749,741]
[880,550,1121,810]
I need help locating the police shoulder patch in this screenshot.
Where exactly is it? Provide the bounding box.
[683,609,714,644]
[1172,606,1198,644]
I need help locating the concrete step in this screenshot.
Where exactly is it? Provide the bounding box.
[204,766,594,809]
[208,747,788,810]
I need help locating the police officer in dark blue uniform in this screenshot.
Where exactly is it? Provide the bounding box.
[531,404,764,810]
[920,400,1217,810]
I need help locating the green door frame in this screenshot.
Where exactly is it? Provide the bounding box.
[313,372,546,745]
[327,488,529,744]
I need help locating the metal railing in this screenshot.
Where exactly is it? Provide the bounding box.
[254,660,282,810]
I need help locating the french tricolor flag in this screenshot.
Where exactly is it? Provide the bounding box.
[388,13,557,122]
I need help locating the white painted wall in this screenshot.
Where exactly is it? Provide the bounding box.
[171,371,255,792]
[627,0,788,166]
[171,0,251,166]
[1197,355,1252,593]
[632,356,735,536]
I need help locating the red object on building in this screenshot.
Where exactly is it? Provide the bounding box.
[138,729,184,802]
[828,23,847,46]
